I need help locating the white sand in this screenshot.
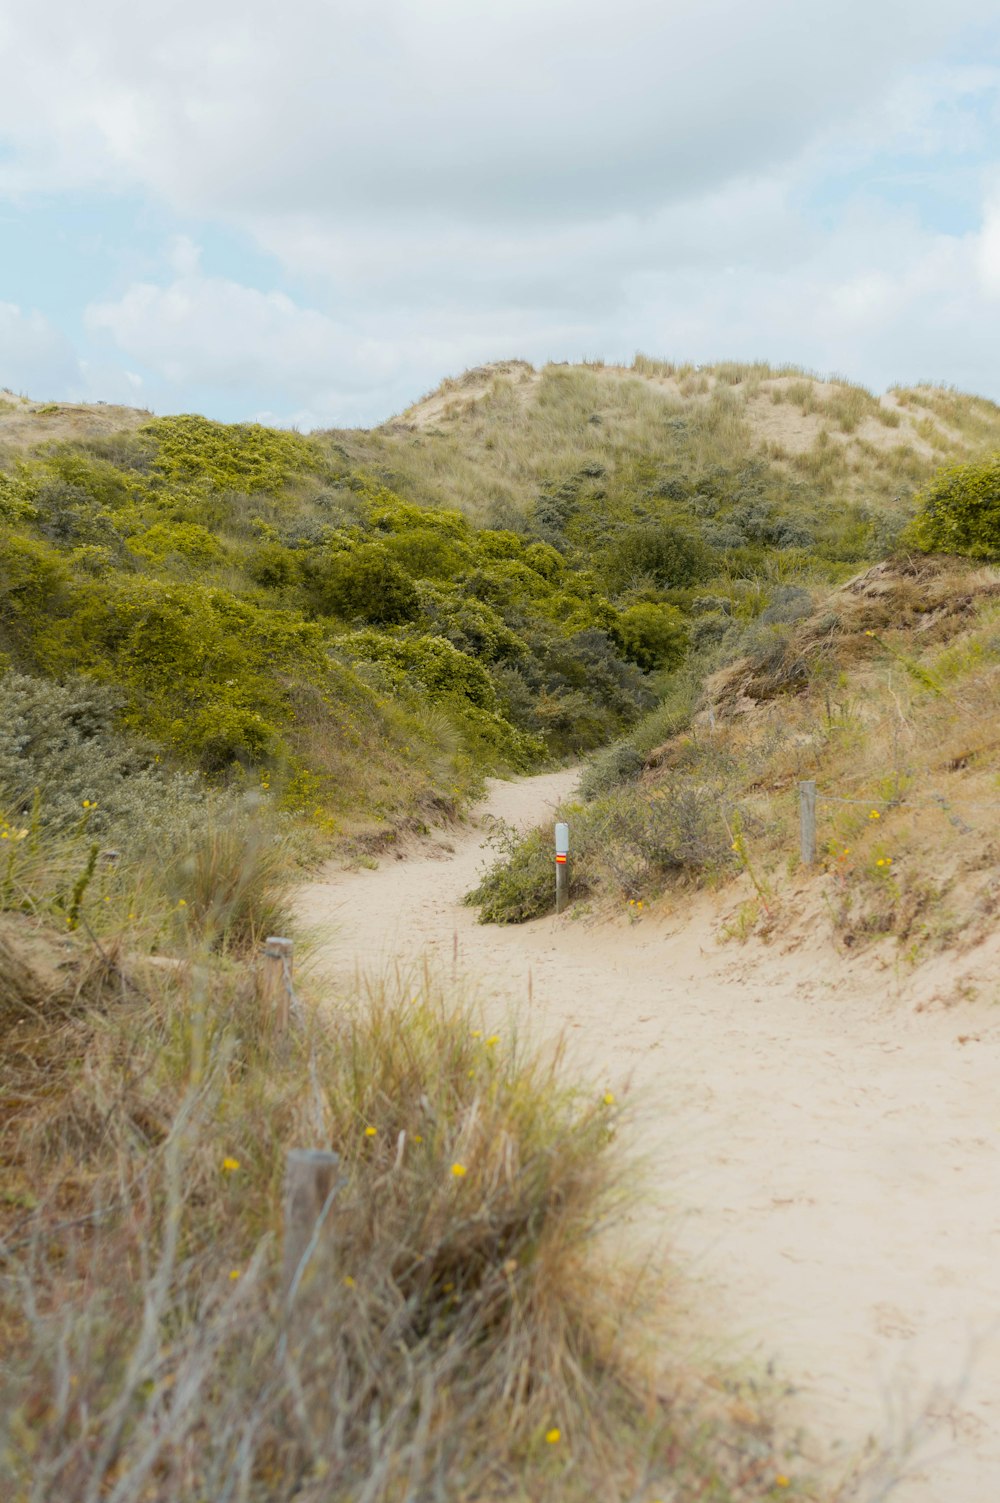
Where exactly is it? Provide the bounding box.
[296,769,1000,1500]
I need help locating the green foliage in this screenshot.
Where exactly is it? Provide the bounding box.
[613,602,688,671]
[129,520,228,564]
[0,531,69,657]
[906,456,1000,558]
[0,468,36,522]
[467,779,733,923]
[343,629,498,709]
[0,671,205,837]
[36,575,326,769]
[380,526,472,579]
[144,414,325,493]
[303,543,421,624]
[602,522,716,591]
[246,540,302,588]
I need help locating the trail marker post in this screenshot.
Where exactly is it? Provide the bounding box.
[555,821,569,914]
[799,780,817,866]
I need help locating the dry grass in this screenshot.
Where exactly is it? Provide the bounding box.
[0,824,800,1502]
[470,557,1000,956]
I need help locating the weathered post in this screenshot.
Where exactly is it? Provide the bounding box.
[261,936,294,1033]
[282,1148,341,1301]
[799,780,817,866]
[555,821,569,914]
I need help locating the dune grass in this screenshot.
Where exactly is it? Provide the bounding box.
[0,813,804,1503]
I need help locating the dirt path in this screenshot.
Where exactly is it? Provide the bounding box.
[296,770,1000,1500]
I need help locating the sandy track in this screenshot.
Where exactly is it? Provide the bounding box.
[296,770,1000,1500]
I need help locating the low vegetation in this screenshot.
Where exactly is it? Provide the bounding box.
[0,811,793,1503]
[4,364,999,1499]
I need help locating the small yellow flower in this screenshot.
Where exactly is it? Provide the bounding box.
[82,800,91,808]
[414,1134,423,1143]
[545,1427,561,1444]
[364,1126,377,1137]
[442,1281,455,1293]
[451,1162,467,1177]
[486,1034,499,1046]
[222,1156,240,1173]
[343,1275,355,1288]
[869,810,880,820]
[177,898,187,907]
[864,629,875,637]
[603,1091,615,1106]
[775,1477,790,1490]
[471,1029,482,1038]
[229,1269,241,1280]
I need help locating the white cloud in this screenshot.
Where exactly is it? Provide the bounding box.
[2,1,1000,419]
[0,302,82,397]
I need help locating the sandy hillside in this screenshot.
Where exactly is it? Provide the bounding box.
[388,358,975,472]
[297,768,1000,1502]
[0,390,151,449]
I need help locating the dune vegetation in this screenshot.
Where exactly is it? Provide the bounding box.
[3,359,1000,1501]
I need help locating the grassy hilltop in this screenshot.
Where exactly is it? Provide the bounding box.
[3,361,1000,1501]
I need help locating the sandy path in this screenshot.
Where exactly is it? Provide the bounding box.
[296,770,1000,1500]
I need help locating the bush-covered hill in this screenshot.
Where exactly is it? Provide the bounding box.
[0,405,681,843]
[4,360,1000,859]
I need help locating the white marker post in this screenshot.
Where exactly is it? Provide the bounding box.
[555,821,569,914]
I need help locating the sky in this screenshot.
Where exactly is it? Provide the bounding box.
[1,0,1000,429]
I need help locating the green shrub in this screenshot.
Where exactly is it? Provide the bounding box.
[144,414,324,493]
[380,526,471,579]
[303,544,421,624]
[0,531,69,659]
[342,630,498,710]
[129,520,228,564]
[906,456,1000,558]
[246,540,302,588]
[0,670,206,839]
[612,601,688,671]
[0,469,36,523]
[602,523,716,591]
[579,742,646,800]
[467,780,733,923]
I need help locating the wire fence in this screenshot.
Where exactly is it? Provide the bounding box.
[799,777,1000,861]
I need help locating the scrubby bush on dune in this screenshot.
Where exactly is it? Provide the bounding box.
[906,455,1000,558]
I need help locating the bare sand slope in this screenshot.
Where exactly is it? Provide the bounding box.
[296,769,1000,1500]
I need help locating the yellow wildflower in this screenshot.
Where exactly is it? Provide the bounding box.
[471,1029,482,1038]
[222,1156,240,1173]
[603,1091,615,1106]
[229,1269,241,1280]
[414,1134,423,1143]
[451,1162,467,1178]
[343,1275,355,1288]
[364,1126,377,1137]
[486,1034,499,1046]
[869,809,880,820]
[545,1428,561,1444]
[775,1478,790,1490]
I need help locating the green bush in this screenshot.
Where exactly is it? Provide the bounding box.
[144,414,324,493]
[342,630,498,710]
[303,544,421,624]
[906,456,1000,558]
[246,540,302,589]
[602,523,716,592]
[0,531,69,658]
[129,520,228,565]
[613,602,688,671]
[0,670,206,839]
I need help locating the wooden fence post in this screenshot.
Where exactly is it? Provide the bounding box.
[799,780,817,866]
[282,1148,341,1301]
[261,936,294,1033]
